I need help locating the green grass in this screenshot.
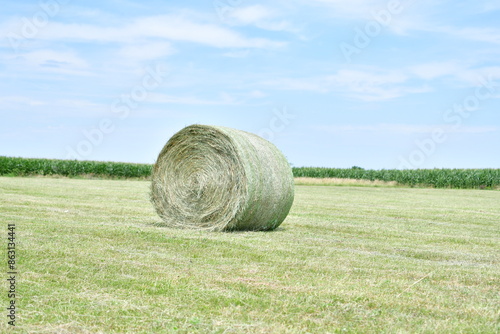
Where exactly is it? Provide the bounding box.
[0,177,499,333]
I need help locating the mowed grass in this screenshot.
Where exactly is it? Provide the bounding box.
[0,177,499,333]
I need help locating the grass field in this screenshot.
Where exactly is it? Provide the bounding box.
[0,177,499,333]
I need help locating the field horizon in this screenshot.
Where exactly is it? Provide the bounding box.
[1,156,500,189]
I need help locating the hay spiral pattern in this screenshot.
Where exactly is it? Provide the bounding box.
[150,124,294,231]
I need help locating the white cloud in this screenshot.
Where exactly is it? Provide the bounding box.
[248,90,267,98]
[385,11,500,44]
[3,49,93,76]
[406,60,500,91]
[315,124,500,135]
[38,15,285,49]
[54,99,104,110]
[482,0,500,12]
[257,20,300,34]
[261,61,500,101]
[327,69,407,86]
[228,5,272,25]
[409,61,461,80]
[262,77,329,93]
[405,23,500,45]
[262,67,430,101]
[222,49,250,58]
[306,0,500,45]
[147,92,239,106]
[0,96,47,108]
[132,15,284,48]
[450,66,500,89]
[305,0,383,18]
[447,26,500,44]
[0,96,109,117]
[223,5,301,34]
[303,0,421,26]
[117,42,175,62]
[19,49,88,69]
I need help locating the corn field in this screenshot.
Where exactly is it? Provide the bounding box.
[0,156,152,179]
[293,167,500,189]
[1,156,499,189]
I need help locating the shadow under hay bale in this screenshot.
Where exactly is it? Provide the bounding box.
[150,124,295,232]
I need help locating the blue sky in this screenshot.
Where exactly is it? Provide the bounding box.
[1,0,499,169]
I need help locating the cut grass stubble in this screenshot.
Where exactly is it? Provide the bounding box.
[294,177,398,187]
[0,177,498,333]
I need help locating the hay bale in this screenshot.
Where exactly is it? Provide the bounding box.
[150,124,294,231]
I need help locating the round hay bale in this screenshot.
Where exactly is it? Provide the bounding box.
[150,124,294,231]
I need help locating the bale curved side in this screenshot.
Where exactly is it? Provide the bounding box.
[150,124,294,231]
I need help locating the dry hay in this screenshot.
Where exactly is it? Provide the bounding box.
[294,177,398,187]
[150,124,294,231]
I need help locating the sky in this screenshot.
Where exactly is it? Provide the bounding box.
[1,0,499,169]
